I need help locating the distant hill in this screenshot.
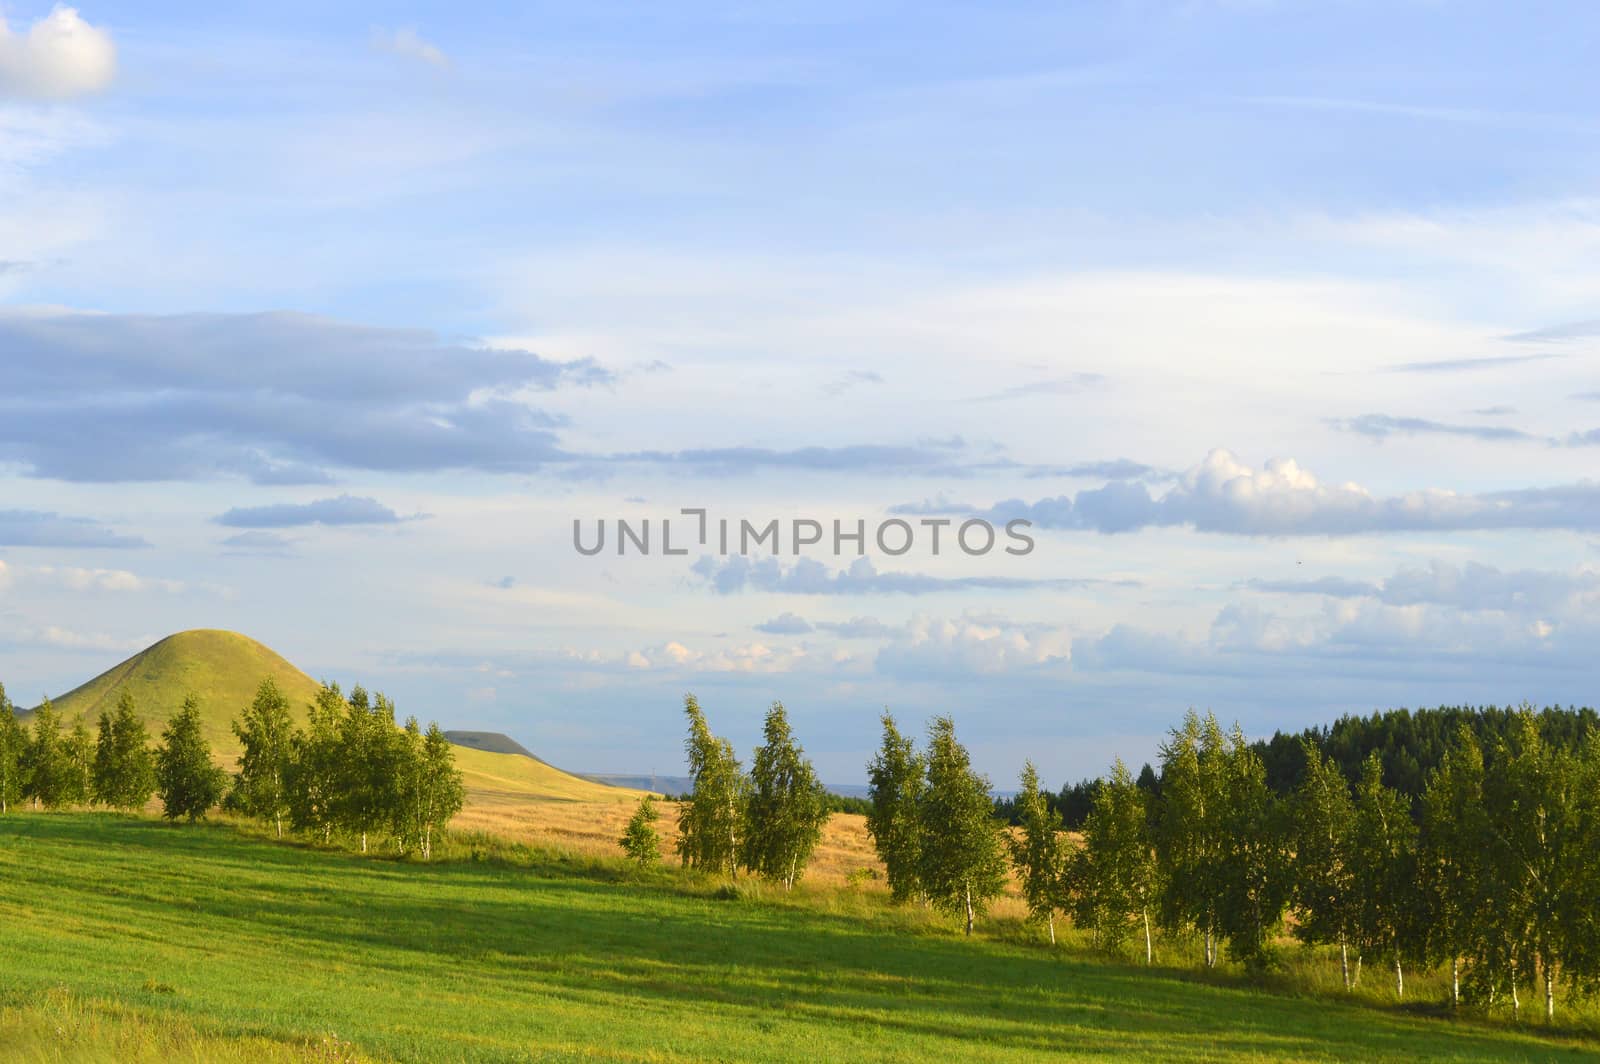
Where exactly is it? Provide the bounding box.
[445,730,544,761]
[583,772,871,800]
[23,629,640,805]
[31,629,321,755]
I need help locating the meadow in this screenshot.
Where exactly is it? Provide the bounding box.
[2,812,1595,1063]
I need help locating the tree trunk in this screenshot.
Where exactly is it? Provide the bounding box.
[275,813,283,840]
[1545,963,1555,1022]
[1354,953,1362,988]
[1340,937,1351,991]
[1204,926,1215,969]
[1511,972,1520,1019]
[1451,957,1460,1007]
[360,830,368,853]
[1047,914,1055,946]
[1143,908,1152,965]
[1394,947,1403,1000]
[964,882,974,935]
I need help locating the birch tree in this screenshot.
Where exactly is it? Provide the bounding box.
[1483,709,1596,1022]
[1419,725,1489,1007]
[63,721,94,806]
[917,716,1006,934]
[866,711,926,903]
[1153,711,1229,967]
[620,794,662,864]
[287,682,346,842]
[232,677,296,837]
[23,698,69,808]
[675,695,744,877]
[1350,752,1420,999]
[1078,759,1158,962]
[740,702,829,889]
[1215,725,1290,973]
[0,686,23,813]
[1009,761,1069,944]
[1290,739,1359,988]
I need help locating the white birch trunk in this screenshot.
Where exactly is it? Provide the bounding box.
[1451,957,1460,1007]
[1143,909,1152,965]
[1047,914,1055,945]
[1340,938,1351,991]
[1545,964,1555,1022]
[1393,950,1403,1000]
[964,882,974,935]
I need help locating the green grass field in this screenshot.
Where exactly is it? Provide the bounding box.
[1,814,1594,1063]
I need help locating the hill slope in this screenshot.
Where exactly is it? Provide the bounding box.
[444,729,542,760]
[27,629,637,805]
[36,629,321,753]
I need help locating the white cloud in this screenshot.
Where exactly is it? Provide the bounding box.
[371,27,449,69]
[0,7,115,100]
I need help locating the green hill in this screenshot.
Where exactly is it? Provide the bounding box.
[23,629,636,805]
[32,629,321,755]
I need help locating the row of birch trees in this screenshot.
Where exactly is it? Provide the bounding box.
[867,706,1599,1023]
[0,678,464,859]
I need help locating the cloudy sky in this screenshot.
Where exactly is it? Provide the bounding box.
[2,2,1598,785]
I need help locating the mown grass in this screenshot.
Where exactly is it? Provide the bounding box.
[1,813,1595,1063]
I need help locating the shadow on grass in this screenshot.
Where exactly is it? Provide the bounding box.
[1,813,1590,1063]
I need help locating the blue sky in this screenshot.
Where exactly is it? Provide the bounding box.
[2,1,1599,785]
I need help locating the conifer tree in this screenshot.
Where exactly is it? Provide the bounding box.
[740,702,829,889]
[92,692,156,810]
[1350,751,1420,999]
[24,697,71,809]
[156,696,228,822]
[917,716,1006,934]
[1009,760,1069,944]
[865,711,926,903]
[675,695,743,877]
[232,677,296,837]
[1290,739,1359,988]
[0,685,24,813]
[620,794,662,865]
[1077,759,1157,962]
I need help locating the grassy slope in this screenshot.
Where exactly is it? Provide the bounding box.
[0,814,1587,1064]
[23,630,638,807]
[32,630,322,754]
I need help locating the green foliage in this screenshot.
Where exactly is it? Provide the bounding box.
[155,697,228,822]
[0,684,24,812]
[1008,760,1068,943]
[1075,759,1157,961]
[1420,725,1490,1003]
[740,702,828,889]
[865,711,925,903]
[92,693,157,810]
[64,721,95,806]
[1290,739,1359,985]
[23,697,73,808]
[1214,725,1290,974]
[1349,751,1422,998]
[675,694,743,877]
[230,678,295,837]
[393,719,464,859]
[619,794,662,864]
[1153,711,1229,967]
[917,716,1007,934]
[286,682,345,841]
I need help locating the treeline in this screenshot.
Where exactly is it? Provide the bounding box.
[865,706,1600,1023]
[1253,704,1600,798]
[0,678,463,859]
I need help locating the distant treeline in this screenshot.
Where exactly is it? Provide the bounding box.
[999,705,1600,828]
[0,678,463,859]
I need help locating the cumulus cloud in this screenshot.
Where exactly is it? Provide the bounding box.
[951,448,1600,536]
[215,495,404,529]
[23,564,183,593]
[691,555,1120,595]
[371,27,449,69]
[0,6,115,100]
[0,508,145,548]
[0,310,606,482]
[875,614,1070,679]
